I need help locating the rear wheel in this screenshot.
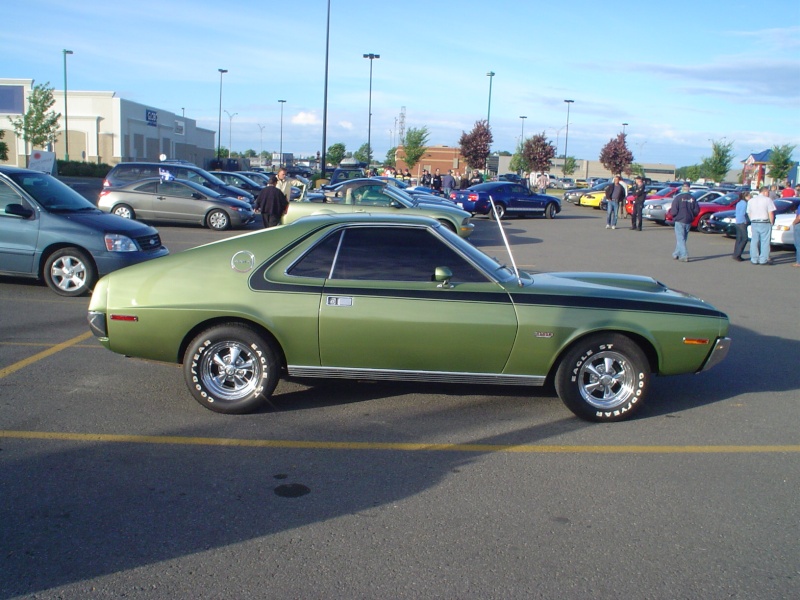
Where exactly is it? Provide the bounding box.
[43,247,96,297]
[183,324,280,414]
[489,203,506,220]
[698,213,712,233]
[555,333,650,422]
[112,204,135,219]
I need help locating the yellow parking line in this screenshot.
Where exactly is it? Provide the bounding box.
[1,430,798,454]
[0,331,93,379]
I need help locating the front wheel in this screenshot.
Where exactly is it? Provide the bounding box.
[206,209,231,231]
[554,333,650,422]
[183,324,280,414]
[545,203,557,219]
[43,247,96,296]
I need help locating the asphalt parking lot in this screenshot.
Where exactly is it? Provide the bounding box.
[1,201,798,599]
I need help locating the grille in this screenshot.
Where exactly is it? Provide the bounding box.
[134,233,163,252]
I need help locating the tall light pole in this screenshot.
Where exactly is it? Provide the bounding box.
[278,99,286,168]
[519,115,527,145]
[622,122,628,135]
[224,110,237,159]
[363,53,380,166]
[486,71,495,125]
[563,99,574,178]
[321,0,331,177]
[62,49,73,161]
[257,124,266,164]
[217,68,227,161]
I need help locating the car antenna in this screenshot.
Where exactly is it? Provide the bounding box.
[489,195,523,287]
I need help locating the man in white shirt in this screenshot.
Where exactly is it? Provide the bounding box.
[746,186,777,265]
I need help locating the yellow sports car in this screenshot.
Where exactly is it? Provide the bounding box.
[578,190,605,208]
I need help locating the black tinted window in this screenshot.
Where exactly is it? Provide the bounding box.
[330,226,487,282]
[288,231,342,279]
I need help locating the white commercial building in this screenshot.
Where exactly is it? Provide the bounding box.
[0,78,216,167]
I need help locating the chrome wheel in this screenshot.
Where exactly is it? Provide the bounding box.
[198,340,262,401]
[113,204,135,219]
[575,349,637,410]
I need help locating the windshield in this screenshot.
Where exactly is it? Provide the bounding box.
[8,171,97,212]
[381,185,415,207]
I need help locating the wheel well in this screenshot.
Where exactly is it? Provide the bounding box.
[177,317,287,371]
[545,330,659,386]
[38,244,97,280]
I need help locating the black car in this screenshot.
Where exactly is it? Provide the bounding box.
[103,162,255,206]
[563,182,607,204]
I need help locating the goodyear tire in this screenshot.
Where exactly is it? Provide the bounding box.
[43,247,96,297]
[555,333,650,422]
[183,324,279,414]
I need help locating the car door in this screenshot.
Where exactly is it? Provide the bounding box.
[153,181,206,223]
[314,225,518,375]
[0,177,39,275]
[506,184,544,216]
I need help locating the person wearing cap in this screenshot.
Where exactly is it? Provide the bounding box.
[667,182,699,262]
[746,186,777,265]
[630,175,647,231]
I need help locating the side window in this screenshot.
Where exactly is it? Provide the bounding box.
[134,181,158,193]
[287,231,342,279]
[160,182,195,198]
[0,179,26,217]
[330,227,488,282]
[353,185,391,206]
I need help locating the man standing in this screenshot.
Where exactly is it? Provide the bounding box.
[432,168,443,195]
[255,175,288,228]
[276,168,305,202]
[746,186,777,265]
[732,191,750,261]
[667,182,699,262]
[537,172,549,194]
[441,170,456,198]
[605,175,626,229]
[529,170,537,192]
[630,175,647,231]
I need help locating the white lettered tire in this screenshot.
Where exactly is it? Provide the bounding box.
[555,333,650,422]
[183,324,279,414]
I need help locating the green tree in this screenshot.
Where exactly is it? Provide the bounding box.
[7,82,61,154]
[768,144,796,182]
[629,163,645,177]
[599,133,634,175]
[353,143,372,165]
[561,156,578,177]
[326,142,346,167]
[509,139,529,173]
[402,126,430,170]
[522,132,555,175]
[385,146,397,168]
[699,139,735,183]
[243,149,257,158]
[0,129,8,162]
[458,120,492,170]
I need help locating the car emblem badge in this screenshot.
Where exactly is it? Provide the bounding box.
[535,331,554,338]
[230,251,255,273]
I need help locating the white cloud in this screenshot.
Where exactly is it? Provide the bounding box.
[291,112,320,126]
[339,121,354,130]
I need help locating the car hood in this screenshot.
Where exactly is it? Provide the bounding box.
[50,209,159,235]
[511,271,726,318]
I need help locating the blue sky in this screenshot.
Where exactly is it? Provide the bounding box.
[3,0,799,168]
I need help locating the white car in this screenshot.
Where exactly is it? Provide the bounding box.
[747,213,796,246]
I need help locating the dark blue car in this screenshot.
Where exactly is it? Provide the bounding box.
[0,167,169,296]
[451,181,561,219]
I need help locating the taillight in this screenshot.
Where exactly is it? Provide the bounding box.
[468,193,479,202]
[98,189,110,197]
[102,179,111,187]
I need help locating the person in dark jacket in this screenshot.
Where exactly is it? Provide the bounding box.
[630,175,647,230]
[255,175,288,228]
[667,182,699,261]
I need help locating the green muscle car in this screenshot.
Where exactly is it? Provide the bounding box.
[283,179,475,238]
[87,213,730,422]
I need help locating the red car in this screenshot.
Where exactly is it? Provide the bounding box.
[624,186,680,215]
[665,192,739,232]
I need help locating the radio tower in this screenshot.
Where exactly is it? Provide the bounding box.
[398,106,406,146]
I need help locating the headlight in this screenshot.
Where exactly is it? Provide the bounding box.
[104,233,138,252]
[652,204,662,210]
[775,225,790,232]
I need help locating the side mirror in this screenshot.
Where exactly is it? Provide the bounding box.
[434,266,453,288]
[192,192,204,199]
[5,203,34,219]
